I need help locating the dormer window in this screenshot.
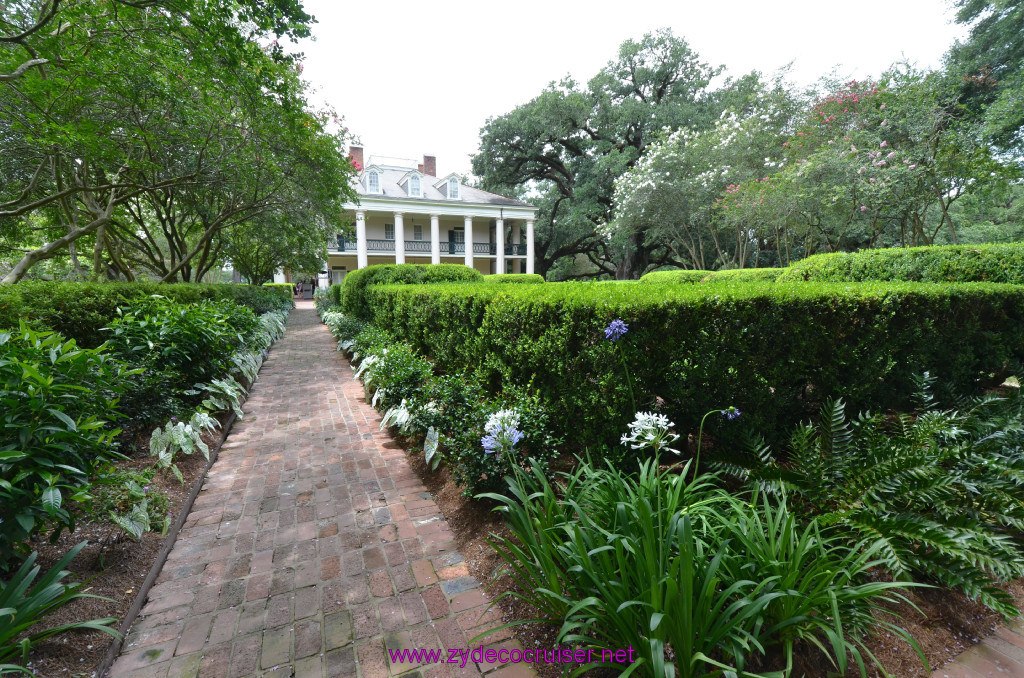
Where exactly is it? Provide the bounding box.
[367,170,380,194]
[448,177,459,200]
[409,175,421,197]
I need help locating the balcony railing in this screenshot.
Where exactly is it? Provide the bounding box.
[328,236,527,256]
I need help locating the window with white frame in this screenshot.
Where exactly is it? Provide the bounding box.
[414,224,423,240]
[409,175,421,197]
[385,224,394,240]
[448,177,459,199]
[367,171,380,193]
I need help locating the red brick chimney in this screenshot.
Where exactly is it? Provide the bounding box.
[423,155,437,177]
[349,145,364,171]
[417,163,424,173]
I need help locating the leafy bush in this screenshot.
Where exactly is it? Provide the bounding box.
[363,279,1024,449]
[719,387,1024,616]
[103,296,258,390]
[350,324,397,362]
[89,467,171,539]
[0,324,131,565]
[364,343,433,411]
[481,273,545,284]
[329,282,343,307]
[0,281,290,347]
[639,268,785,284]
[483,459,923,678]
[321,310,366,346]
[340,263,483,319]
[779,243,1024,284]
[0,542,119,674]
[442,386,560,496]
[314,287,336,315]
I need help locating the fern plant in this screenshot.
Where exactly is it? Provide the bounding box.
[718,379,1024,616]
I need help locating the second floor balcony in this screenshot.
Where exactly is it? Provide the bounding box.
[329,236,527,256]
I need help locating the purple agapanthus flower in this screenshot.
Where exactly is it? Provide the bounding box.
[604,319,629,341]
[722,406,742,420]
[481,410,524,456]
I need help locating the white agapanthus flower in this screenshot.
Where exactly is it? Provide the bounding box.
[621,411,681,455]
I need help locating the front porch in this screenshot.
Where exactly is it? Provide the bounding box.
[339,202,536,277]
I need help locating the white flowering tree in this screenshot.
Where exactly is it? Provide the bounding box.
[613,79,802,269]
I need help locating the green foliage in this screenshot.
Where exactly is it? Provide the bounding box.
[0,0,355,283]
[0,282,289,348]
[481,274,546,284]
[340,264,483,319]
[780,243,1024,284]
[321,310,366,348]
[314,287,337,315]
[0,542,119,674]
[364,344,434,412]
[482,459,923,677]
[639,269,785,284]
[89,467,171,539]
[329,283,343,308]
[442,387,560,496]
[363,278,1024,449]
[719,390,1024,616]
[198,378,247,420]
[149,411,218,483]
[104,296,258,391]
[0,324,131,566]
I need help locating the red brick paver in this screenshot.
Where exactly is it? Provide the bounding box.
[932,617,1024,677]
[109,302,529,678]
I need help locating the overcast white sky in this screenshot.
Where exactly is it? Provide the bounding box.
[294,0,966,178]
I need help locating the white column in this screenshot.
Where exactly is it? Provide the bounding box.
[464,216,474,268]
[526,219,535,275]
[394,212,405,264]
[430,214,440,264]
[495,217,505,274]
[356,210,368,270]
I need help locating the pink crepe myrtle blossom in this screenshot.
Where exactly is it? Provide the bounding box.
[861,206,868,211]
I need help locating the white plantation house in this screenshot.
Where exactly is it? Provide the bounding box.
[323,147,538,285]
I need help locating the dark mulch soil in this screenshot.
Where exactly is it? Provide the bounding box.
[21,428,221,678]
[406,445,1023,678]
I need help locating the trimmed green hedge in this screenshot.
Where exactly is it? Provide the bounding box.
[363,280,1024,448]
[639,268,785,284]
[481,274,545,284]
[0,282,290,347]
[780,244,1024,284]
[262,282,296,301]
[340,264,483,319]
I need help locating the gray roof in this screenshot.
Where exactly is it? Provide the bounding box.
[353,165,532,208]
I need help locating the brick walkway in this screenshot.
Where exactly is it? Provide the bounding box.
[109,302,529,678]
[931,618,1024,677]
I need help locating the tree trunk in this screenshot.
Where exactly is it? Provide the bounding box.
[616,230,651,280]
[1,215,110,284]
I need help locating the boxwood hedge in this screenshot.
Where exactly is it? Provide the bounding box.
[639,268,785,284]
[0,282,290,347]
[780,243,1024,284]
[340,263,483,318]
[363,279,1024,448]
[481,273,545,284]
